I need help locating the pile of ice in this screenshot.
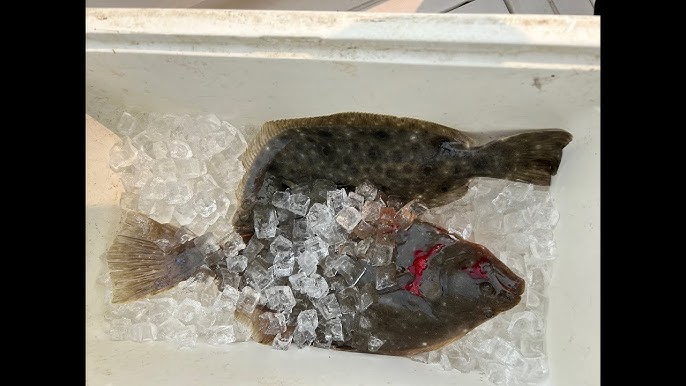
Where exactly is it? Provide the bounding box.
[108,111,247,238]
[103,111,560,386]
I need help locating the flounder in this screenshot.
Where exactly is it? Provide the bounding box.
[233,112,571,236]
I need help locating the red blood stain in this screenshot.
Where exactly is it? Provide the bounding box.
[405,244,445,296]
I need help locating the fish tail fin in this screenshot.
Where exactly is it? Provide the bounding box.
[105,211,206,303]
[476,130,573,185]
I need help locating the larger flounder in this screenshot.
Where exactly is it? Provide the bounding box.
[245,220,525,356]
[233,112,572,235]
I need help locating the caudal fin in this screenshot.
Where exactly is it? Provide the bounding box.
[476,130,573,185]
[105,211,205,303]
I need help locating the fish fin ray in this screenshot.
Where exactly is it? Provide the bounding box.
[105,211,205,303]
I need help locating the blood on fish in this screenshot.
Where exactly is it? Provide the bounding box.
[404,243,445,296]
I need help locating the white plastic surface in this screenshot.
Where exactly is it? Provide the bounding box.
[86,9,599,386]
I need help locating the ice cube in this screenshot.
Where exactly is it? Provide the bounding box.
[264,286,297,313]
[332,255,366,286]
[321,253,341,278]
[205,149,246,191]
[221,121,248,154]
[507,311,544,340]
[366,242,394,267]
[194,233,221,255]
[151,158,177,181]
[168,139,193,159]
[236,286,261,314]
[226,254,248,273]
[199,131,230,157]
[254,205,278,239]
[272,253,295,277]
[395,200,428,230]
[336,206,363,232]
[163,321,197,348]
[221,232,246,258]
[288,272,308,291]
[270,235,293,259]
[352,220,376,240]
[327,275,348,293]
[336,287,360,314]
[301,273,329,299]
[292,326,316,348]
[368,335,385,352]
[172,298,203,324]
[361,200,382,222]
[375,264,397,290]
[120,168,152,191]
[354,237,373,260]
[347,191,365,211]
[173,201,197,226]
[119,192,139,212]
[289,193,311,216]
[306,203,335,235]
[245,261,274,292]
[197,188,230,223]
[327,188,349,214]
[140,177,168,201]
[148,141,169,159]
[303,236,329,261]
[109,137,138,172]
[530,203,560,230]
[276,207,294,227]
[258,312,287,336]
[272,332,293,350]
[165,180,193,205]
[243,236,265,259]
[292,218,310,240]
[175,158,204,180]
[355,180,378,201]
[313,293,342,320]
[206,325,236,346]
[297,309,319,331]
[272,191,291,210]
[129,322,158,342]
[115,112,139,137]
[296,251,318,275]
[358,283,378,311]
[148,201,175,224]
[325,318,345,342]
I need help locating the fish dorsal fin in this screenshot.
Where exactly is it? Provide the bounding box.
[236,112,475,203]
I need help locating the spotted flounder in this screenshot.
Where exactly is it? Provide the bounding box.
[247,220,525,356]
[233,112,572,235]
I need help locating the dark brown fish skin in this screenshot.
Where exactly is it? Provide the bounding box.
[233,112,571,236]
[338,221,525,356]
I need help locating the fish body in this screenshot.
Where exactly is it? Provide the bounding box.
[233,112,572,236]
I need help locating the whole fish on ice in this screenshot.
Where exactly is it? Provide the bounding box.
[233,112,572,236]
